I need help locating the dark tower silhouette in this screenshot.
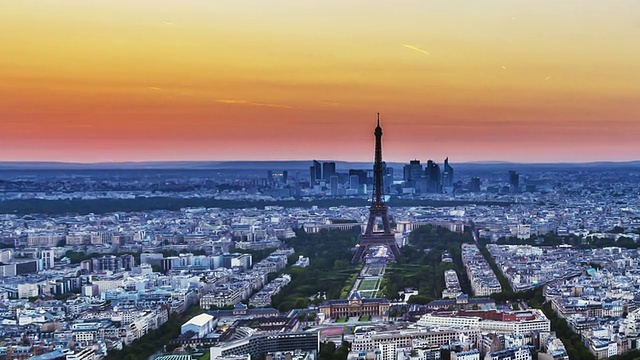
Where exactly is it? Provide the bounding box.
[310,160,321,186]
[353,114,401,262]
[426,160,441,193]
[322,162,336,181]
[508,170,520,193]
[442,157,454,188]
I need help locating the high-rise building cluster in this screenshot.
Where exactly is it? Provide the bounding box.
[402,157,456,194]
[310,160,338,195]
[294,159,538,198]
[308,160,393,196]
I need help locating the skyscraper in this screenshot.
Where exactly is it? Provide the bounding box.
[426,160,441,193]
[442,157,454,188]
[329,175,339,196]
[349,169,368,194]
[294,171,301,197]
[349,169,367,187]
[322,162,336,181]
[266,170,273,185]
[382,162,393,194]
[509,170,520,192]
[403,160,423,184]
[309,160,322,186]
[470,177,481,192]
[349,175,360,192]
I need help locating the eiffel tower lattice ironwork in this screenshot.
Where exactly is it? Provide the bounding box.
[352,114,401,262]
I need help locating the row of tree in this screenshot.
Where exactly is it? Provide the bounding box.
[382,225,474,302]
[4,196,512,216]
[541,301,596,360]
[476,241,514,294]
[474,241,595,360]
[104,312,182,360]
[393,227,597,360]
[319,341,351,360]
[270,228,361,311]
[495,232,640,249]
[62,250,140,264]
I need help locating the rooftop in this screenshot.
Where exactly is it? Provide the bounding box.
[184,313,215,327]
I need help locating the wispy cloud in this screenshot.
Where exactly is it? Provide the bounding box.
[215,99,294,109]
[401,44,429,56]
[163,21,174,25]
[251,102,294,109]
[215,99,248,104]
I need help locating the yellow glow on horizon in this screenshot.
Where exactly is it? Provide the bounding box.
[0,1,639,162]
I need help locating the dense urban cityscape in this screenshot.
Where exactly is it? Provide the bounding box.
[0,118,639,360]
[3,0,639,359]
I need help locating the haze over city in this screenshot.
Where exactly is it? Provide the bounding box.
[1,1,639,163]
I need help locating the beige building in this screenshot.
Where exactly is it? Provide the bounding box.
[319,291,389,319]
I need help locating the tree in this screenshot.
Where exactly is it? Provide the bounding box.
[609,226,626,234]
[334,341,352,360]
[407,294,432,305]
[319,342,337,360]
[271,228,361,311]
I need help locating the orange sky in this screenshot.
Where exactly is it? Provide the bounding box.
[1,1,639,163]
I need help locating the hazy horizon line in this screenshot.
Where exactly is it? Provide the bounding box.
[0,159,639,166]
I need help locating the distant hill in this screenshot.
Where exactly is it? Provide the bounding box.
[0,160,639,172]
[0,160,379,171]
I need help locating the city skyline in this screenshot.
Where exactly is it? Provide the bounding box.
[1,1,639,163]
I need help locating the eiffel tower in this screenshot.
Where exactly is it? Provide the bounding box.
[352,114,401,262]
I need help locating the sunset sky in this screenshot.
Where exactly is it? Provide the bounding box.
[1,1,639,163]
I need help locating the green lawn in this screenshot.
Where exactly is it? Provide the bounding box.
[358,279,379,291]
[358,315,371,322]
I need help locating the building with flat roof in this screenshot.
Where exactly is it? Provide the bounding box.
[210,332,319,359]
[417,309,550,335]
[182,313,217,338]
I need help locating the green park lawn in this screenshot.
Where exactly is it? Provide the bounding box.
[357,279,379,291]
